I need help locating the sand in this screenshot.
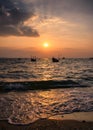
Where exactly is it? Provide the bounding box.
[0,119,93,130]
[0,112,93,130]
[49,112,93,121]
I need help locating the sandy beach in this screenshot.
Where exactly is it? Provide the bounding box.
[0,119,93,130]
[0,112,93,130]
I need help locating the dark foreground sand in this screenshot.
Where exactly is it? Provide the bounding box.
[0,119,93,130]
[0,112,93,130]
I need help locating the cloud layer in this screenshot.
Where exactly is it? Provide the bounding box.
[0,0,39,37]
[32,0,93,24]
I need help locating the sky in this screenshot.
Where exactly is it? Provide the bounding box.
[0,0,93,58]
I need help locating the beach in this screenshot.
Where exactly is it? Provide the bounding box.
[0,112,93,130]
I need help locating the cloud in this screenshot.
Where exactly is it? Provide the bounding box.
[31,0,93,23]
[30,0,93,35]
[0,0,39,37]
[33,0,93,14]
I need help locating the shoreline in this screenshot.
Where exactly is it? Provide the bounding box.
[0,112,93,130]
[49,112,93,122]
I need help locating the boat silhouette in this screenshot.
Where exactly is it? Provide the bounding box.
[62,57,65,59]
[52,57,59,62]
[31,57,37,62]
[89,57,93,60]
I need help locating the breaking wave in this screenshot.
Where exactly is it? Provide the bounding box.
[0,80,88,92]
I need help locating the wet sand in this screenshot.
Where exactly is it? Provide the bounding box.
[49,112,93,121]
[0,112,93,130]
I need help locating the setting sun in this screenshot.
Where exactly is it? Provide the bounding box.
[43,43,49,48]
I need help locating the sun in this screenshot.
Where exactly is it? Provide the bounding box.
[43,42,49,48]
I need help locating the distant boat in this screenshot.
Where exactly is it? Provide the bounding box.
[52,57,59,62]
[89,57,93,60]
[62,57,65,59]
[31,57,37,62]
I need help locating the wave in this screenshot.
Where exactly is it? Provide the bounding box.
[0,80,88,92]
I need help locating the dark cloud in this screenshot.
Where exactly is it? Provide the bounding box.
[0,0,39,37]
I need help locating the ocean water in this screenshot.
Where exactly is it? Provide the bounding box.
[0,58,93,124]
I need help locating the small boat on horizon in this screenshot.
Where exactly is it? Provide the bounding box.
[89,57,93,60]
[52,57,59,62]
[62,57,65,59]
[31,57,37,62]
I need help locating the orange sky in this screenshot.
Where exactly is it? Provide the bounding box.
[0,0,93,58]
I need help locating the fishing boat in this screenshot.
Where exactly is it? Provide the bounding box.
[62,57,65,59]
[89,57,93,60]
[52,57,59,62]
[31,57,37,62]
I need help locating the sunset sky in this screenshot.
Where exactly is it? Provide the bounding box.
[0,0,93,58]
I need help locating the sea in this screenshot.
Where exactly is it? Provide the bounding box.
[0,58,93,124]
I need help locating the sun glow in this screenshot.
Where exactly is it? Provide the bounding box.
[43,42,49,48]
